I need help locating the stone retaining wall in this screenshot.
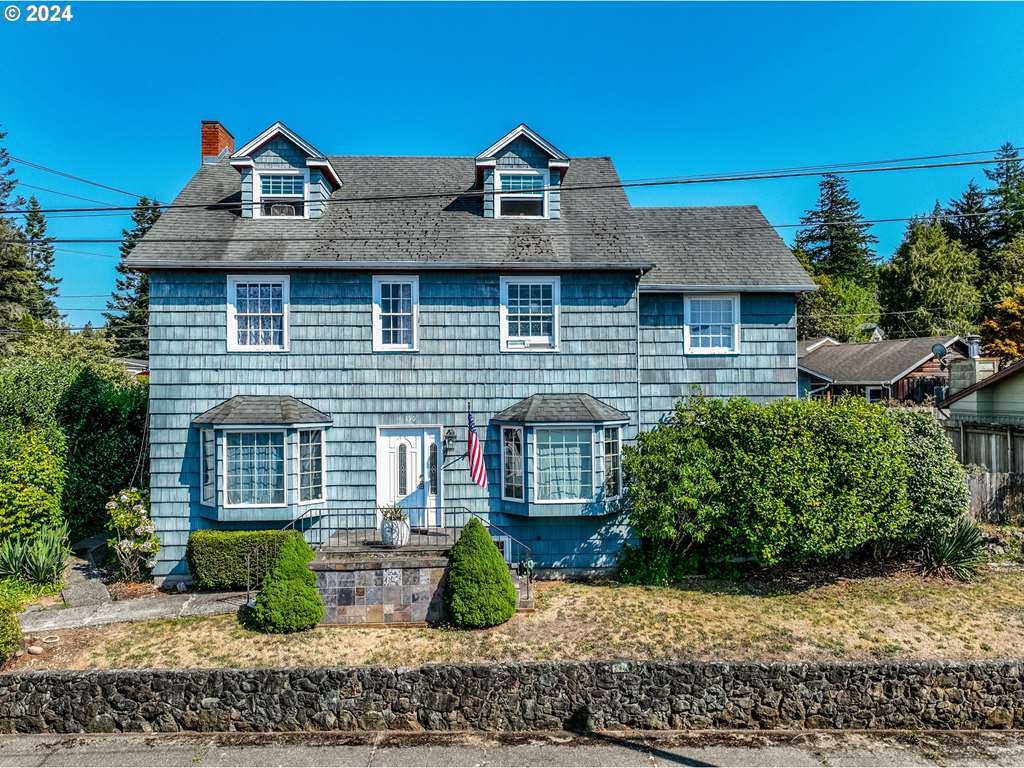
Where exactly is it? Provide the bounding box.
[2,660,1022,733]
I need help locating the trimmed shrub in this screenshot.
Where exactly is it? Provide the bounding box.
[188,530,294,590]
[624,396,913,568]
[0,425,66,540]
[445,518,517,628]
[0,599,20,663]
[886,406,970,540]
[251,533,323,633]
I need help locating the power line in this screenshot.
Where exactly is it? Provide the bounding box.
[4,149,1022,217]
[16,182,117,207]
[9,156,147,199]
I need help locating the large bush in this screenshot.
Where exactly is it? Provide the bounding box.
[251,533,323,633]
[188,530,294,590]
[0,424,66,540]
[885,406,969,540]
[0,598,20,663]
[624,396,913,567]
[445,518,517,628]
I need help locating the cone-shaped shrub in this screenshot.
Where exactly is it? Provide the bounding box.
[251,532,323,633]
[445,518,517,628]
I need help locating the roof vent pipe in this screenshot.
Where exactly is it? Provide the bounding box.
[966,334,982,359]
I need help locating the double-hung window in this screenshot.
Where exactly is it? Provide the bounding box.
[201,430,216,506]
[501,426,525,501]
[496,170,547,218]
[499,276,560,351]
[603,427,622,499]
[684,294,740,354]
[372,275,419,351]
[227,275,289,352]
[298,429,325,503]
[535,428,593,502]
[225,431,285,506]
[256,172,306,218]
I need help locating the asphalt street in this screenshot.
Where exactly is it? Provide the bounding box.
[1,730,1023,767]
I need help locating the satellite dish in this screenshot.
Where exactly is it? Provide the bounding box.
[932,343,948,360]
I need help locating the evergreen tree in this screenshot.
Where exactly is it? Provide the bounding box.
[795,173,878,284]
[23,196,61,323]
[943,181,994,267]
[983,142,1024,248]
[103,196,160,357]
[878,220,980,338]
[0,124,35,339]
[980,233,1024,310]
[0,124,22,211]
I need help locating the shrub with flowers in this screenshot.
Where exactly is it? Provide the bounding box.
[105,488,160,582]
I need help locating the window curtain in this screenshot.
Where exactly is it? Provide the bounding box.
[537,428,592,501]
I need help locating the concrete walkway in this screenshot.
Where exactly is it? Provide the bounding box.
[19,590,247,633]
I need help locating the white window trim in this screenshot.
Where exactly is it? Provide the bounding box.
[499,275,560,352]
[865,386,885,403]
[491,534,513,564]
[602,426,623,501]
[226,274,290,352]
[371,275,420,352]
[683,293,741,355]
[252,168,310,220]
[296,428,327,505]
[500,426,526,502]
[200,429,216,507]
[221,428,289,509]
[533,426,596,505]
[495,168,549,220]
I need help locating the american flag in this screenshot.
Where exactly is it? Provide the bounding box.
[467,406,488,489]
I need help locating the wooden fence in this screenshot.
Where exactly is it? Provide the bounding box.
[943,422,1024,522]
[964,473,1024,524]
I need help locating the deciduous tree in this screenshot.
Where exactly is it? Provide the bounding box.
[982,285,1024,361]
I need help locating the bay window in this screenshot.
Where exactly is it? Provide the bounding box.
[501,426,525,501]
[201,429,216,506]
[298,429,325,503]
[535,428,593,502]
[603,426,622,499]
[225,431,285,506]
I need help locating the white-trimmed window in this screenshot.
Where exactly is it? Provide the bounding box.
[227,275,289,352]
[201,429,216,506]
[684,294,740,354]
[501,426,525,501]
[254,171,308,218]
[500,276,560,351]
[225,431,285,507]
[535,427,594,503]
[496,169,548,218]
[298,429,325,503]
[865,386,885,404]
[372,275,419,351]
[603,426,622,499]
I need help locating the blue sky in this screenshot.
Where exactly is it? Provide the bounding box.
[3,1,1024,328]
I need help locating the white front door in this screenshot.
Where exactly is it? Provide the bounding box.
[377,426,442,528]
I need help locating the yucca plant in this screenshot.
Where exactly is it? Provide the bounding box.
[0,538,27,579]
[921,517,987,581]
[21,524,70,585]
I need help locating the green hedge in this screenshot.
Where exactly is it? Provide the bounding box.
[623,396,914,567]
[251,533,323,633]
[0,425,66,540]
[0,598,20,662]
[187,530,294,590]
[445,518,517,628]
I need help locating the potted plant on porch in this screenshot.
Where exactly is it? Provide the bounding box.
[379,503,411,548]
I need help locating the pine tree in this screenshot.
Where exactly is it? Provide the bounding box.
[943,180,994,266]
[984,142,1024,248]
[23,196,61,323]
[103,196,160,357]
[795,174,879,284]
[0,124,36,339]
[878,220,980,338]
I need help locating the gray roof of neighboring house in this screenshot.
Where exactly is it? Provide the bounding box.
[797,337,839,356]
[799,336,961,385]
[126,153,814,291]
[192,395,331,426]
[492,393,630,424]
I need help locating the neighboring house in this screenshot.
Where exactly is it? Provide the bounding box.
[116,357,149,378]
[126,120,815,582]
[798,335,965,403]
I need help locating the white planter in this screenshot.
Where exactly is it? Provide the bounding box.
[380,518,411,548]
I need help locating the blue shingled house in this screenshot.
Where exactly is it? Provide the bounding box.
[127,120,815,584]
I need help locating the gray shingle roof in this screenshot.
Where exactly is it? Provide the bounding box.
[799,336,961,385]
[125,153,814,291]
[633,207,815,290]
[492,393,629,424]
[192,395,331,426]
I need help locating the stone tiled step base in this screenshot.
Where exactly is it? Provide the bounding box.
[312,553,532,625]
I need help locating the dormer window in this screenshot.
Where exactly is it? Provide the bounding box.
[256,171,308,218]
[496,170,548,218]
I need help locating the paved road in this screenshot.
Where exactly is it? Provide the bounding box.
[2,731,1024,767]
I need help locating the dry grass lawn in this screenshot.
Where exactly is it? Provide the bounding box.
[7,568,1024,672]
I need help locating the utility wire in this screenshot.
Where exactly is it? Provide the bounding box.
[4,150,1022,217]
[9,156,147,199]
[16,182,117,207]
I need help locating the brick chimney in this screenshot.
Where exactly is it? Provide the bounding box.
[201,121,234,162]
